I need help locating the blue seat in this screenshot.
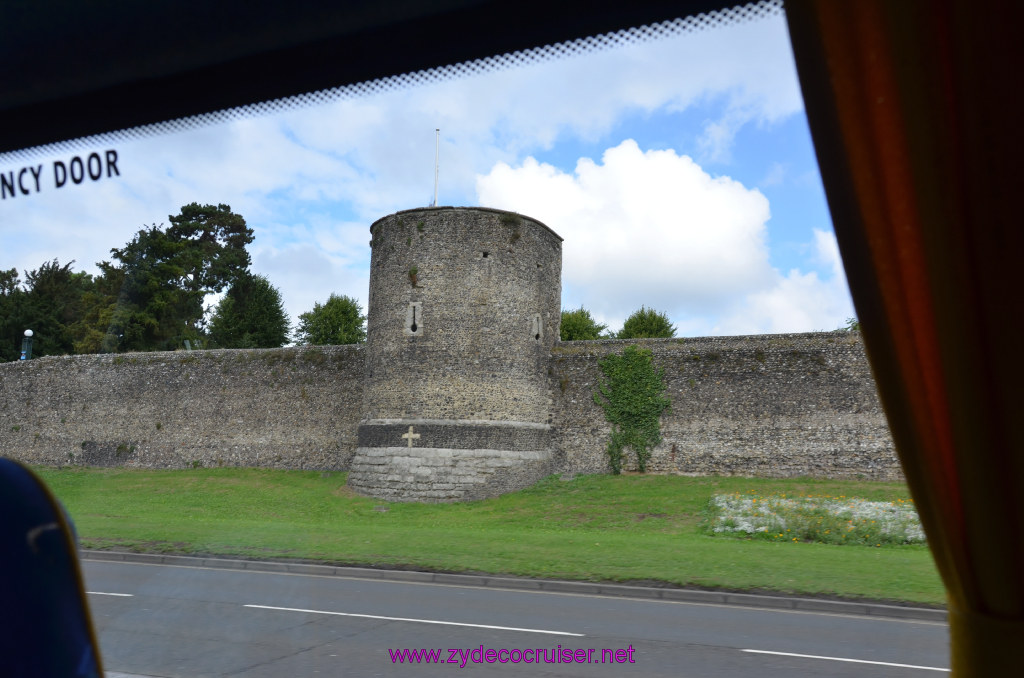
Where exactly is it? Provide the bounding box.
[0,458,102,677]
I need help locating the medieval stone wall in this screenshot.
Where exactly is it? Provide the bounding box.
[0,345,362,470]
[0,331,900,483]
[550,331,900,480]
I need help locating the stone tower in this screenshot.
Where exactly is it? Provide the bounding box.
[347,206,562,501]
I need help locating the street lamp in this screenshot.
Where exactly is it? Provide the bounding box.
[20,329,33,360]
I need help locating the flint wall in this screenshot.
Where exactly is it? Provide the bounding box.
[0,345,362,469]
[0,331,900,481]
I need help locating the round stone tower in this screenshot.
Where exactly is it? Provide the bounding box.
[347,206,562,501]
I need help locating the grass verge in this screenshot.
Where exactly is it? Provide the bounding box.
[36,467,944,606]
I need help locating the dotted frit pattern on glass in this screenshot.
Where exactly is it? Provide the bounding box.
[0,0,781,163]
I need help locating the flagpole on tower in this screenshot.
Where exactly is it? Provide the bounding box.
[433,128,439,207]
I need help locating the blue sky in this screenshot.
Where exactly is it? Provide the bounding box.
[0,11,852,338]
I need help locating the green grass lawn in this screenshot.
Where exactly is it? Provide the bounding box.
[36,467,945,606]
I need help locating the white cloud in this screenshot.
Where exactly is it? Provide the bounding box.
[249,10,802,216]
[478,139,774,327]
[1,12,814,338]
[254,242,368,326]
[710,229,853,334]
[812,227,844,276]
[477,141,852,335]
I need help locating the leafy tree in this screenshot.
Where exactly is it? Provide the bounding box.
[21,259,94,357]
[560,306,608,341]
[94,203,254,352]
[0,268,26,361]
[617,306,676,339]
[0,268,19,295]
[96,226,189,352]
[295,294,365,345]
[67,265,125,354]
[167,202,253,296]
[842,317,861,332]
[0,268,19,296]
[0,261,95,360]
[208,272,290,348]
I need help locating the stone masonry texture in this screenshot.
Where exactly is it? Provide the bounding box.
[550,333,899,480]
[0,346,362,470]
[0,331,899,484]
[360,207,562,423]
[348,207,563,500]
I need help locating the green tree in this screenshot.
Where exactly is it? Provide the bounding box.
[0,261,96,360]
[94,203,254,352]
[21,259,94,357]
[560,306,608,341]
[208,272,290,348]
[167,203,253,296]
[593,345,671,473]
[67,265,125,354]
[295,294,365,345]
[618,306,676,339]
[0,268,27,361]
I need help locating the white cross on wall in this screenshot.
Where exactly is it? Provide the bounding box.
[401,426,420,448]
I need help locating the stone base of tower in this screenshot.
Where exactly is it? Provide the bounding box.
[347,419,555,502]
[347,446,554,502]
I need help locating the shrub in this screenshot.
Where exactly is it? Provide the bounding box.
[560,306,607,341]
[294,294,366,345]
[618,306,676,339]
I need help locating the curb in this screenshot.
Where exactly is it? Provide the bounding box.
[81,549,946,623]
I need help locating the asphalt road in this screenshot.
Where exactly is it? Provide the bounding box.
[82,558,950,677]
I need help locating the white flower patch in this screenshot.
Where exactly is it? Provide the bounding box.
[707,493,925,543]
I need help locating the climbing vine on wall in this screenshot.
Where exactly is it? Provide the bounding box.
[593,345,671,474]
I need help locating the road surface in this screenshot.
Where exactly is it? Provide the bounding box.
[82,558,949,677]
